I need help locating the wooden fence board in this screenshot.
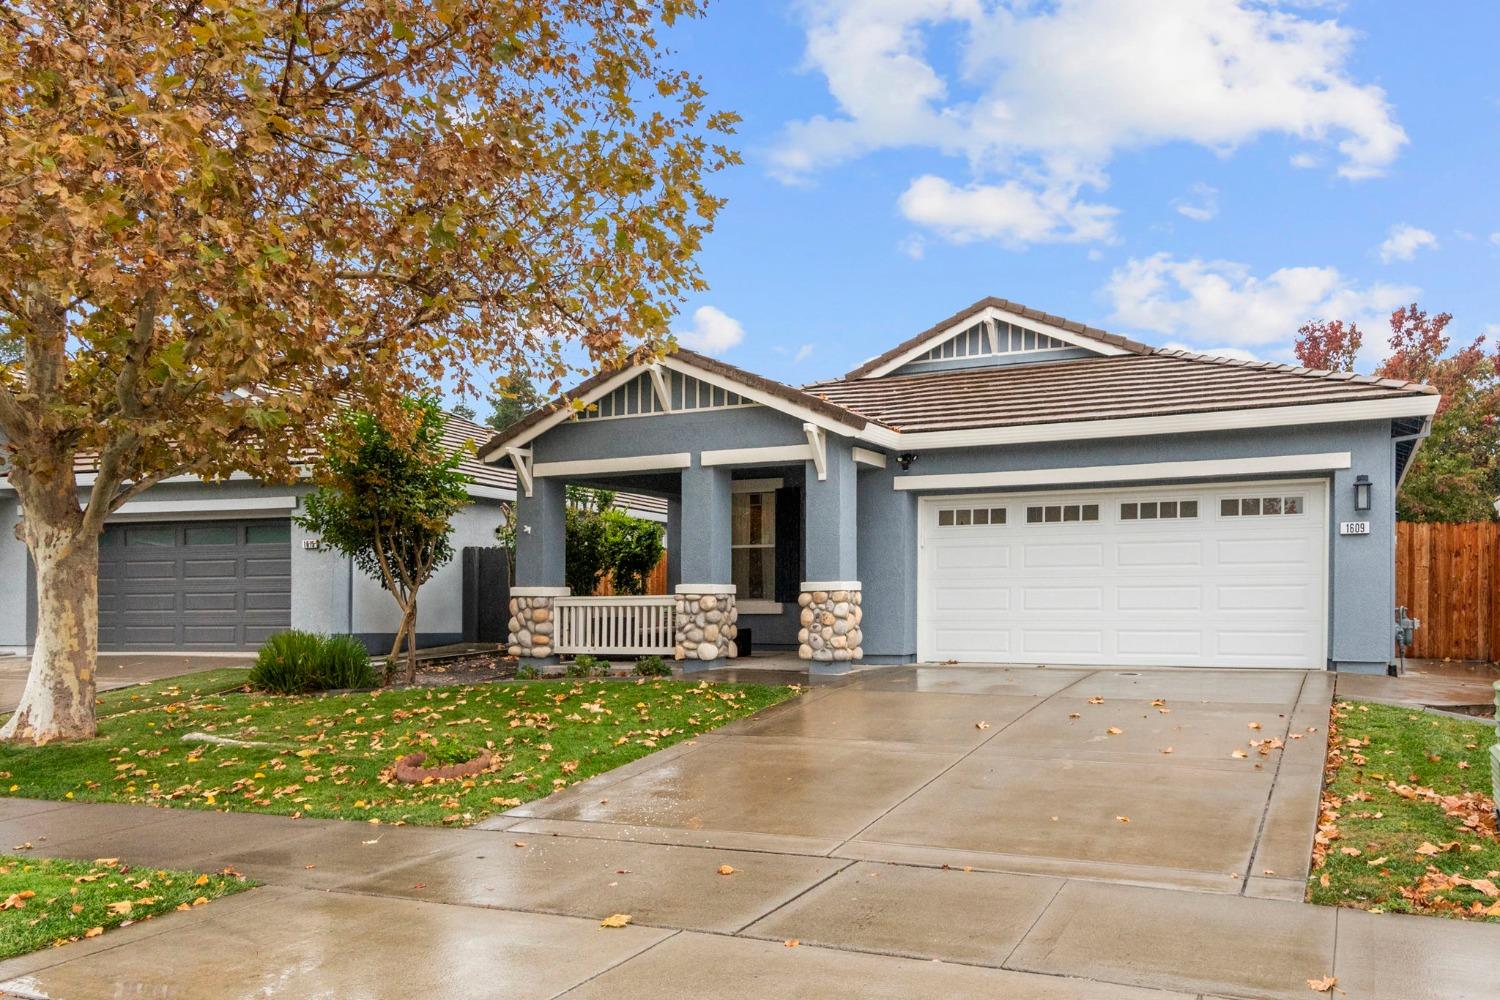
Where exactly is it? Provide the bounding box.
[1396,522,1499,661]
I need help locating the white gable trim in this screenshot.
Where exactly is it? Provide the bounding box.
[858,306,1130,380]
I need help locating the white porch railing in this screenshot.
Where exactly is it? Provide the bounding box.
[553,596,677,656]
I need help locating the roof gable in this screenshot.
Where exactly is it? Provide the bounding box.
[847,296,1152,380]
[479,348,890,460]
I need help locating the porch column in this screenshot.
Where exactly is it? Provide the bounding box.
[674,461,737,668]
[800,437,862,670]
[666,496,683,592]
[507,476,568,664]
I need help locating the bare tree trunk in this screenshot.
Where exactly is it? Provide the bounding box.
[385,611,407,686]
[0,519,99,743]
[403,600,418,684]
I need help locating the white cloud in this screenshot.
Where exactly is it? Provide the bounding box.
[775,0,1405,246]
[897,175,1117,246]
[673,305,745,355]
[1377,223,1438,263]
[794,343,816,363]
[1489,232,1500,247]
[1289,152,1322,169]
[1173,182,1219,222]
[1104,253,1416,351]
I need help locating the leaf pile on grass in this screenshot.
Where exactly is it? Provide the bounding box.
[0,670,797,827]
[1311,700,1499,922]
[0,854,248,959]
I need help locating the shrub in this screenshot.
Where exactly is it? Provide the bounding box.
[634,655,671,677]
[315,634,377,690]
[250,631,376,694]
[566,654,609,679]
[514,665,541,680]
[250,630,325,694]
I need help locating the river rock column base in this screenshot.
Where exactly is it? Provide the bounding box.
[798,581,863,665]
[507,586,569,662]
[674,584,738,664]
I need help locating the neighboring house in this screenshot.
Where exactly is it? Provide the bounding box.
[484,296,1438,674]
[0,411,664,655]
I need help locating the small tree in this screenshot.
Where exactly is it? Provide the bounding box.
[486,371,545,433]
[298,398,471,683]
[600,509,666,595]
[564,487,615,595]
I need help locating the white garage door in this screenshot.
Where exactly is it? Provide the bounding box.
[919,480,1328,669]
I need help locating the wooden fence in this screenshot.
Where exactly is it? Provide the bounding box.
[1395,521,1500,661]
[592,554,670,597]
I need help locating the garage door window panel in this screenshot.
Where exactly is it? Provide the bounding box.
[1025,503,1098,524]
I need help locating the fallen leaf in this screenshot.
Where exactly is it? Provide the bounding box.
[1087,696,1104,705]
[1106,727,1122,736]
[193,874,210,886]
[1307,975,1341,994]
[1248,722,1262,731]
[717,865,735,876]
[1232,750,1248,759]
[84,927,103,938]
[599,913,632,928]
[1115,816,1130,824]
[975,721,990,730]
[513,842,526,848]
[784,939,799,948]
[107,901,132,915]
[1160,747,1174,754]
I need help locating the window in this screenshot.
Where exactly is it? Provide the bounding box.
[937,507,1006,527]
[731,491,775,602]
[245,522,291,544]
[1220,495,1306,517]
[1025,503,1099,525]
[1120,499,1198,521]
[125,526,175,547]
[185,525,237,546]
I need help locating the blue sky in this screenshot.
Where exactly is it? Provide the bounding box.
[653,0,1500,386]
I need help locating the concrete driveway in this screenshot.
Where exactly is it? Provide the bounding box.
[0,653,251,712]
[1,665,1497,999]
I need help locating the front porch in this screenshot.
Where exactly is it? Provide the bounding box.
[503,434,876,673]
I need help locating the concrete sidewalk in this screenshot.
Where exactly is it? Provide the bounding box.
[0,665,1496,998]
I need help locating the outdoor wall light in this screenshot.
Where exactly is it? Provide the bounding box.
[897,452,918,471]
[1353,474,1372,512]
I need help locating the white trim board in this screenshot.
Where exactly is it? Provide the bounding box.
[895,452,1352,492]
[107,496,298,519]
[701,445,813,467]
[532,453,692,478]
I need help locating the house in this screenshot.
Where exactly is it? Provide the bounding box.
[0,411,664,655]
[483,297,1438,674]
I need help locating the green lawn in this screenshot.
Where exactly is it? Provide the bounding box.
[0,671,797,827]
[1310,700,1499,922]
[0,854,248,959]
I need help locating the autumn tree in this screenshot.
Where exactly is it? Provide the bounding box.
[1294,305,1500,522]
[297,398,469,684]
[1293,319,1363,372]
[0,1,736,741]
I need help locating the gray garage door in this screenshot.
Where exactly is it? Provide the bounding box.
[98,519,292,650]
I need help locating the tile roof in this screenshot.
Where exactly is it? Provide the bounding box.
[843,296,1155,379]
[805,350,1437,434]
